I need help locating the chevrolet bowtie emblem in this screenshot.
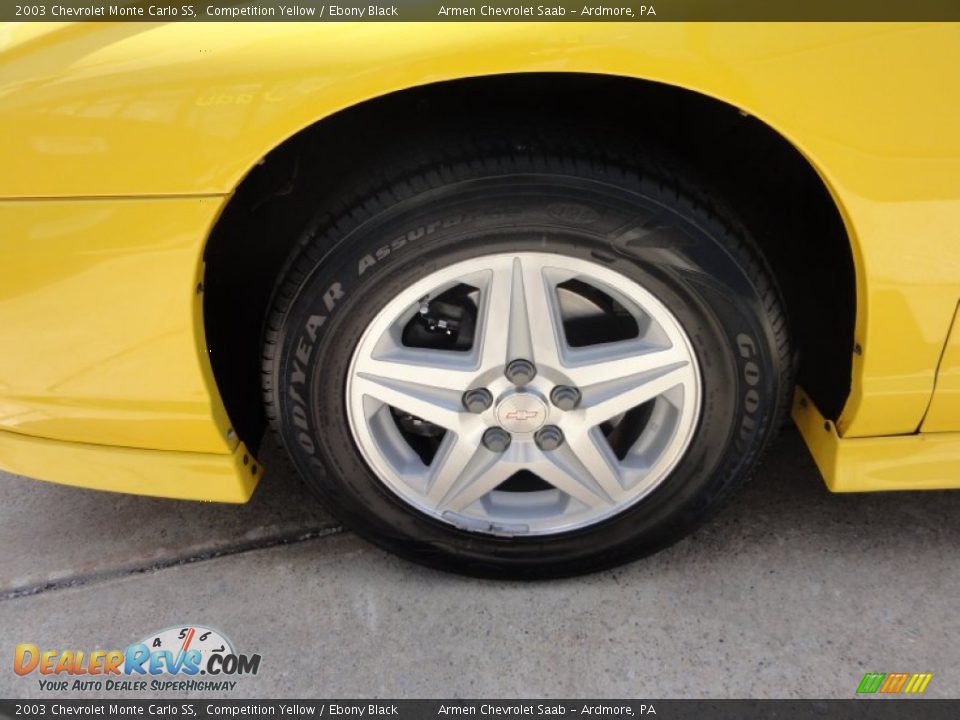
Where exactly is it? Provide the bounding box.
[505,409,540,421]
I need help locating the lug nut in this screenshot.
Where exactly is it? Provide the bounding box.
[462,388,493,413]
[550,385,581,411]
[505,358,537,385]
[482,427,512,453]
[534,425,564,451]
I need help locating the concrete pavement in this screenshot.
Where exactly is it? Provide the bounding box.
[2,428,959,698]
[0,442,338,597]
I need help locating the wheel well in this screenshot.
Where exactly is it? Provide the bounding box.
[202,73,855,454]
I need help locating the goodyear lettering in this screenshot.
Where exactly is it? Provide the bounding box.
[285,281,344,458]
[323,282,344,311]
[735,332,762,446]
[296,336,311,365]
[305,314,325,342]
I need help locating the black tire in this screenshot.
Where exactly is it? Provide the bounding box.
[262,136,792,579]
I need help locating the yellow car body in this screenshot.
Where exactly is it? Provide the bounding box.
[1,21,958,501]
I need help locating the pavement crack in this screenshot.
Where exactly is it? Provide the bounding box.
[0,525,344,601]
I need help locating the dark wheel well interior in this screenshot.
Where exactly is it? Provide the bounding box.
[202,73,856,455]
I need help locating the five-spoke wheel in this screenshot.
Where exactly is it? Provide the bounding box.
[347,252,701,535]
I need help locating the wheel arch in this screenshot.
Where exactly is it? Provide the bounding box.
[201,72,857,454]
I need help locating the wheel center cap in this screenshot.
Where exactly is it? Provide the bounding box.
[495,393,547,434]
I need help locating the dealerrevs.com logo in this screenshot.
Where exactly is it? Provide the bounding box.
[14,625,261,693]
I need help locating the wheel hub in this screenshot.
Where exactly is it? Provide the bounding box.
[495,392,548,434]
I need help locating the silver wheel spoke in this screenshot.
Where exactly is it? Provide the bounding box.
[564,343,689,388]
[354,351,475,394]
[353,374,463,430]
[534,447,616,509]
[426,433,486,504]
[517,257,565,369]
[437,456,515,513]
[580,360,695,425]
[479,256,565,369]
[476,262,514,369]
[558,429,628,503]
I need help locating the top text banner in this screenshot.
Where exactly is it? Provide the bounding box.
[5,0,960,21]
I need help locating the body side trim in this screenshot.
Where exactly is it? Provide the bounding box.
[0,428,258,503]
[794,389,960,492]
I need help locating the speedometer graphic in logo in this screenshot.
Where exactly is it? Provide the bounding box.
[139,625,234,668]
